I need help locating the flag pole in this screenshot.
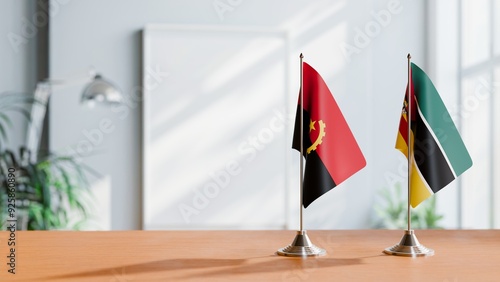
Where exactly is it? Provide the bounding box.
[299,53,304,232]
[383,53,434,257]
[277,53,325,257]
[406,53,412,232]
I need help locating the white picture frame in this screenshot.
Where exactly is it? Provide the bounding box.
[142,24,291,230]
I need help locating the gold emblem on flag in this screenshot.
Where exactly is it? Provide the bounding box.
[307,119,326,154]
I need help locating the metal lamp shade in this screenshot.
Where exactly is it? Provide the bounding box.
[81,74,122,106]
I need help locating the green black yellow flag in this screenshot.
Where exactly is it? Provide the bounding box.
[396,63,473,208]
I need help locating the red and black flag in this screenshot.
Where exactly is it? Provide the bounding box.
[293,62,366,208]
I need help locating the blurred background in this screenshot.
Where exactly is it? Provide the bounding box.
[0,0,498,230]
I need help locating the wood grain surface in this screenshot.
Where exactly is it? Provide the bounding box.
[0,230,499,281]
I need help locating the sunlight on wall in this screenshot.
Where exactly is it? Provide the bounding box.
[461,74,492,229]
[144,26,288,229]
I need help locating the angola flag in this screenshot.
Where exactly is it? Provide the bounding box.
[396,62,473,208]
[292,62,366,208]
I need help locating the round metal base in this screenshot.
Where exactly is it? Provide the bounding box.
[277,230,326,257]
[383,230,434,257]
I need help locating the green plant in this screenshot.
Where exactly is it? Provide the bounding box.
[0,92,94,230]
[0,148,93,230]
[373,182,444,229]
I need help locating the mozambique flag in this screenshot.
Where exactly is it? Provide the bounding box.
[293,62,366,208]
[396,63,472,208]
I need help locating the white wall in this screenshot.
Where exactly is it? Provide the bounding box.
[429,0,500,229]
[49,0,426,230]
[0,0,37,150]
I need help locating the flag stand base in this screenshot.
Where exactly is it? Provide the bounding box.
[277,230,326,257]
[383,230,434,257]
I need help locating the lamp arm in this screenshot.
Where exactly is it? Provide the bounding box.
[44,68,96,89]
[25,82,51,162]
[25,67,96,161]
[25,68,121,161]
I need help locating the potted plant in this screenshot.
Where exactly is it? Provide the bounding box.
[0,92,93,230]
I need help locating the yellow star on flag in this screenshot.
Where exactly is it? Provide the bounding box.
[309,120,316,132]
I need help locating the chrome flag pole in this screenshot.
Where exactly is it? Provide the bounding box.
[383,54,434,257]
[277,53,326,257]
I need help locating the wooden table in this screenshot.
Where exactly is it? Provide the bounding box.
[0,230,499,281]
